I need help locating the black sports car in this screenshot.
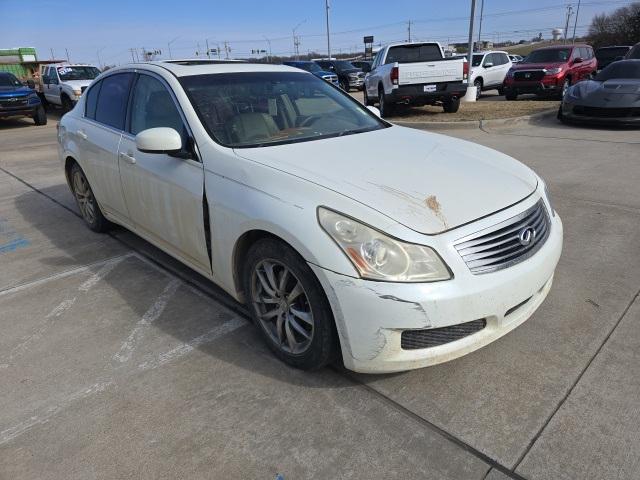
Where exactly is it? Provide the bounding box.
[559,59,640,126]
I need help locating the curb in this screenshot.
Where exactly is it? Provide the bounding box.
[394,108,558,131]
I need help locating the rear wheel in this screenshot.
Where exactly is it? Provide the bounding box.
[443,97,460,113]
[363,87,373,106]
[379,87,394,118]
[243,238,338,370]
[474,79,483,100]
[33,105,47,125]
[70,163,110,232]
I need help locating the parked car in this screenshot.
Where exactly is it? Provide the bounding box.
[57,62,562,373]
[39,63,101,111]
[350,60,372,73]
[503,44,597,100]
[594,46,631,70]
[558,59,640,126]
[314,59,365,91]
[469,51,512,99]
[625,42,640,59]
[363,41,468,116]
[0,72,46,125]
[282,61,339,86]
[509,54,524,63]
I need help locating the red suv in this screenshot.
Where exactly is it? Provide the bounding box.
[503,44,597,100]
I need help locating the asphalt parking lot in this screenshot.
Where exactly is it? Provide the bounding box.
[1,110,639,480]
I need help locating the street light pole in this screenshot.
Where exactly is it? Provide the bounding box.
[325,0,331,60]
[466,0,477,84]
[292,19,306,60]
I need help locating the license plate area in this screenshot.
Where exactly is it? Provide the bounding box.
[423,84,436,93]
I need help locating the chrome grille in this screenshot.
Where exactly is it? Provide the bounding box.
[455,200,550,274]
[401,319,487,350]
[0,97,28,108]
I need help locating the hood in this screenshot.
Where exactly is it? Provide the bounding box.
[315,70,336,77]
[62,79,93,89]
[511,62,565,71]
[0,85,32,97]
[234,126,537,234]
[340,68,363,75]
[569,79,640,107]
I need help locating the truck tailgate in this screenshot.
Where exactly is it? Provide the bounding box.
[399,61,464,85]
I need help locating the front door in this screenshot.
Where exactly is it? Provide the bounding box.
[118,73,210,273]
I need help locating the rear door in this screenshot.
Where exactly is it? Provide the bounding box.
[117,72,210,272]
[78,72,134,222]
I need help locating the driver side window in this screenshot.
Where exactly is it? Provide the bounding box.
[129,74,186,145]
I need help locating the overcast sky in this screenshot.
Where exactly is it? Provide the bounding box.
[0,0,631,65]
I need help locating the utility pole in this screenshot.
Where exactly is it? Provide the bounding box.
[564,5,573,43]
[168,37,180,59]
[477,0,485,44]
[263,36,272,63]
[325,0,331,60]
[224,41,230,59]
[97,47,105,68]
[206,39,211,59]
[292,19,306,60]
[572,0,581,43]
[407,20,412,42]
[467,0,477,82]
[50,48,54,60]
[65,48,70,63]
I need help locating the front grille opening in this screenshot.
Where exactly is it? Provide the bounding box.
[505,296,532,317]
[401,319,487,350]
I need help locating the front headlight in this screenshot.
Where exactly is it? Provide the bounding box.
[73,89,82,96]
[544,67,562,75]
[318,207,451,282]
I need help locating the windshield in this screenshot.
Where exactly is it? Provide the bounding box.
[57,66,101,81]
[595,61,640,81]
[334,60,356,70]
[472,55,484,67]
[295,62,321,73]
[386,44,442,64]
[0,74,22,88]
[524,49,571,63]
[181,72,386,148]
[595,47,630,61]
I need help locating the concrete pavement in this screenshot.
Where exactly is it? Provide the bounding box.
[1,110,639,479]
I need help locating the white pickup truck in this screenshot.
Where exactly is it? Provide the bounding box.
[38,64,101,111]
[363,42,468,117]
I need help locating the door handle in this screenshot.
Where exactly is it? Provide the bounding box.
[76,130,87,140]
[119,152,136,165]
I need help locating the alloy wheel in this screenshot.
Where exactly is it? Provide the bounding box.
[251,259,314,354]
[72,170,96,225]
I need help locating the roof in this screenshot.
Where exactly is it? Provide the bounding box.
[122,61,301,77]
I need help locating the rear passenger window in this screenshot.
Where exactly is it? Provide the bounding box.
[84,81,101,119]
[94,73,134,130]
[129,74,185,143]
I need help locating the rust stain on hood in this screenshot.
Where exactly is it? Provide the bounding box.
[425,195,448,229]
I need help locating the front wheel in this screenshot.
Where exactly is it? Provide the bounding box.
[340,79,350,92]
[505,91,518,101]
[243,238,338,370]
[474,79,482,100]
[70,163,110,232]
[560,78,570,99]
[443,97,460,113]
[61,95,74,112]
[33,105,47,125]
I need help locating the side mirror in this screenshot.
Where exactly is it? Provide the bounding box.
[26,79,35,89]
[135,128,182,154]
[484,62,494,68]
[366,106,381,118]
[573,57,583,64]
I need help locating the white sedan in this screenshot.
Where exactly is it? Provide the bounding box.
[57,62,562,373]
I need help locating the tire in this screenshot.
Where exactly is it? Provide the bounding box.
[69,163,110,232]
[61,94,73,113]
[340,78,350,92]
[443,97,460,113]
[505,91,518,101]
[33,105,47,125]
[363,87,373,106]
[557,104,569,125]
[474,79,483,100]
[379,87,394,118]
[243,238,338,370]
[560,78,570,99]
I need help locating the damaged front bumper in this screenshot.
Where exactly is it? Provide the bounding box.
[310,196,563,373]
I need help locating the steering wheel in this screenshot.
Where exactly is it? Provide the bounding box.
[298,115,323,128]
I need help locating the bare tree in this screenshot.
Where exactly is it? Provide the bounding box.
[588,2,640,48]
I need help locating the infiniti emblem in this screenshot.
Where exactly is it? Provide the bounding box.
[518,227,536,246]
